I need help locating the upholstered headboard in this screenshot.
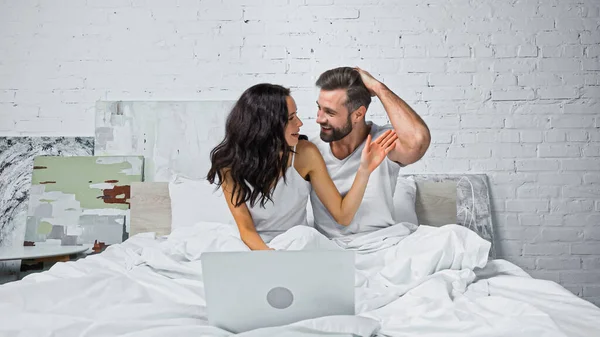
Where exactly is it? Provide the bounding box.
[130,174,495,257]
[130,182,172,237]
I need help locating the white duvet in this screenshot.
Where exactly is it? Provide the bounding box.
[0,223,599,337]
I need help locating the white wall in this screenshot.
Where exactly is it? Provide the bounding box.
[1,0,599,304]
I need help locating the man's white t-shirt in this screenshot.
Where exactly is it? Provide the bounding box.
[309,122,401,240]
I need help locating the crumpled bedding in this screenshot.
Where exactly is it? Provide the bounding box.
[0,222,598,337]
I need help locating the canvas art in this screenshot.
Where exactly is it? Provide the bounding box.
[95,101,236,182]
[0,137,94,277]
[25,156,144,246]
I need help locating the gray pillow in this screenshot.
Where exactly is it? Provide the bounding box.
[400,174,496,258]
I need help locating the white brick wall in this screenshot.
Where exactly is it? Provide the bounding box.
[0,0,599,305]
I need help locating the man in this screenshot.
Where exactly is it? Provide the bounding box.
[309,66,431,240]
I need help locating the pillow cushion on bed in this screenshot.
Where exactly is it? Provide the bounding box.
[168,175,236,229]
[392,175,419,225]
[169,174,418,231]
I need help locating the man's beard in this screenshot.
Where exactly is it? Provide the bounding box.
[319,116,353,142]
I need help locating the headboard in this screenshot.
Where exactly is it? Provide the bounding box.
[129,174,495,257]
[130,182,171,237]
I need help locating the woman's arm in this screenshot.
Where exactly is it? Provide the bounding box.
[298,130,397,226]
[220,170,272,250]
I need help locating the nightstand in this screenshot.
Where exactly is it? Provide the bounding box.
[0,245,92,280]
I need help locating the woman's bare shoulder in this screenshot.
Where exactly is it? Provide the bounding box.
[295,139,321,157]
[294,140,324,177]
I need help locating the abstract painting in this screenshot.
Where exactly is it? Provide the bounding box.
[0,137,93,278]
[25,156,143,246]
[95,101,235,182]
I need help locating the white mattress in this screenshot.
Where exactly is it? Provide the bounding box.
[0,222,598,337]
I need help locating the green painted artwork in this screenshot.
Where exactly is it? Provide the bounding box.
[25,156,144,245]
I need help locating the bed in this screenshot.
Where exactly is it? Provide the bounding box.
[0,174,599,337]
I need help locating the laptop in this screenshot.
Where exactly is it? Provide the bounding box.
[201,250,355,333]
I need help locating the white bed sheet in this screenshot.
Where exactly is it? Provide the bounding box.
[0,222,598,337]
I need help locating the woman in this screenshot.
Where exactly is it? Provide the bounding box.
[207,83,397,250]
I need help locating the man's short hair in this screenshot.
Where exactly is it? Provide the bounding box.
[315,67,372,114]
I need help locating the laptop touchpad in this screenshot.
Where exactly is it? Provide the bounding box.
[267,287,294,309]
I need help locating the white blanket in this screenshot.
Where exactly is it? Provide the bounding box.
[0,223,598,337]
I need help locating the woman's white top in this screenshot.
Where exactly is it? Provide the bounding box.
[247,148,311,242]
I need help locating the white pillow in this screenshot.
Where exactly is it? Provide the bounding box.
[392,175,419,225]
[168,175,236,230]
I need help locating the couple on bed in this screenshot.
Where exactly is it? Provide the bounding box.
[207,67,431,250]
